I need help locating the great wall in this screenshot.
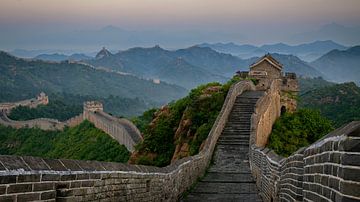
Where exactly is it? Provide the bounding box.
[0,54,359,201]
[0,97,142,152]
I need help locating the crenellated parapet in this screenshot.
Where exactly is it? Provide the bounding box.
[0,80,257,201]
[0,80,359,201]
[0,92,49,114]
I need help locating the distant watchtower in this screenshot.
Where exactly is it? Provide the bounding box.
[37,92,49,105]
[83,101,103,112]
[238,54,299,112]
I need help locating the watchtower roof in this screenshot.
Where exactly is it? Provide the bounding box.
[250,53,283,70]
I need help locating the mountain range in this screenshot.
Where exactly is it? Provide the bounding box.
[311,46,360,85]
[88,45,241,89]
[200,40,347,62]
[86,45,326,89]
[34,53,93,62]
[0,51,187,105]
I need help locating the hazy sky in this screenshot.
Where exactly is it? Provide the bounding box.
[1,0,360,51]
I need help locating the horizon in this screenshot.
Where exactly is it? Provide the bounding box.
[1,0,360,52]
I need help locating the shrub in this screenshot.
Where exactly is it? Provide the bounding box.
[268,109,333,157]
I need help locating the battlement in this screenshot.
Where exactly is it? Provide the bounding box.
[36,92,49,105]
[83,101,103,112]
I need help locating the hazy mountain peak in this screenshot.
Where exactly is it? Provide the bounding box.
[96,47,112,59]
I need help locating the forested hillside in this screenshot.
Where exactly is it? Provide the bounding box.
[299,82,360,127]
[0,121,130,162]
[0,51,186,105]
[129,77,245,167]
[8,93,153,120]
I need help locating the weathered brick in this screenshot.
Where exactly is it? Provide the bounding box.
[340,181,360,197]
[57,189,74,197]
[0,195,16,202]
[41,190,56,200]
[7,183,32,194]
[43,158,67,171]
[0,175,16,184]
[42,174,60,181]
[76,173,89,180]
[55,182,70,189]
[342,153,360,166]
[60,159,82,171]
[22,156,50,170]
[70,181,81,188]
[61,174,76,181]
[89,173,101,179]
[0,156,30,171]
[0,185,6,195]
[17,192,40,201]
[340,139,360,152]
[33,182,54,191]
[340,167,360,181]
[81,180,95,187]
[17,174,40,183]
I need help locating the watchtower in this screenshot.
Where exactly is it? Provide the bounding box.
[238,54,299,112]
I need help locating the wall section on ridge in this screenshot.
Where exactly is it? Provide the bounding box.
[0,80,256,201]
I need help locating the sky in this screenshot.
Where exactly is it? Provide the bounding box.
[1,0,360,52]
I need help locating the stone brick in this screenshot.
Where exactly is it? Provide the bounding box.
[61,174,76,181]
[42,174,60,181]
[340,167,360,181]
[70,181,81,188]
[75,160,105,171]
[43,158,67,171]
[57,189,74,197]
[0,156,30,171]
[0,175,16,184]
[340,139,360,152]
[33,182,54,191]
[90,173,101,179]
[340,181,360,197]
[342,153,360,166]
[17,192,40,201]
[7,183,32,194]
[22,156,50,170]
[56,196,78,202]
[60,159,82,171]
[41,190,56,200]
[76,173,89,180]
[56,182,70,189]
[17,174,40,183]
[0,195,16,202]
[81,180,95,187]
[0,161,6,171]
[0,185,6,195]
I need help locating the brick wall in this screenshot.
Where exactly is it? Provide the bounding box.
[249,79,360,202]
[250,119,360,202]
[0,80,256,202]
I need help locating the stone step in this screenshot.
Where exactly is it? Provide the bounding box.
[201,172,254,183]
[190,182,259,194]
[217,142,249,146]
[184,193,263,202]
[224,127,250,130]
[218,139,249,143]
[222,128,250,131]
[219,135,249,140]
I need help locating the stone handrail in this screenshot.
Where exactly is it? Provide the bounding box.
[0,80,256,201]
[250,79,281,146]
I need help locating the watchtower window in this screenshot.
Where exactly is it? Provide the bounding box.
[281,106,286,115]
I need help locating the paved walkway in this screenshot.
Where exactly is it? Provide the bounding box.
[184,91,264,202]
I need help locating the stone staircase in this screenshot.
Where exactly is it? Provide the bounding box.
[183,91,264,202]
